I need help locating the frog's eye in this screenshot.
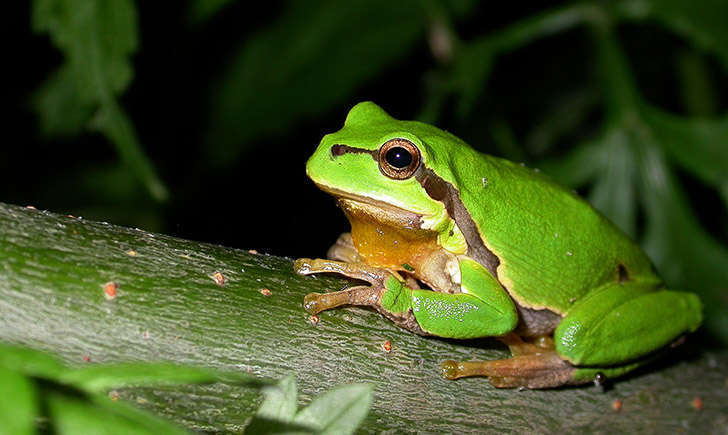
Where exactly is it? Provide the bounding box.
[378,138,421,180]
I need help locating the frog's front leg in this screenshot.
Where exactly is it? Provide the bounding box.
[295,256,520,339]
[294,257,425,334]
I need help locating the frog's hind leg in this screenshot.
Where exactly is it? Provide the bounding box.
[441,333,576,388]
[554,281,702,374]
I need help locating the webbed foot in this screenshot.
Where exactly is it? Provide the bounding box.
[441,333,575,388]
[295,258,394,314]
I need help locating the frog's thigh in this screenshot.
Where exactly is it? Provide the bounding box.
[555,281,703,366]
[411,258,517,339]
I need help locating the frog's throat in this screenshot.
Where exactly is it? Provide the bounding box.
[314,183,426,229]
[336,197,426,230]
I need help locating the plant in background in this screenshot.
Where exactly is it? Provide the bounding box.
[29,0,728,344]
[0,343,372,434]
[17,0,728,430]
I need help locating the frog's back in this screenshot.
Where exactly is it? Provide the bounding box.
[422,134,659,314]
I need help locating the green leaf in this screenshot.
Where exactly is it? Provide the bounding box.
[46,392,187,435]
[188,0,237,23]
[89,101,169,202]
[205,0,430,166]
[450,39,496,118]
[617,0,728,71]
[525,88,600,155]
[537,139,605,188]
[32,65,95,136]
[59,362,267,394]
[243,418,314,434]
[88,393,190,435]
[255,374,298,422]
[0,366,37,435]
[541,127,639,238]
[676,49,718,116]
[451,3,593,117]
[637,144,728,344]
[31,0,168,201]
[245,375,308,433]
[586,128,638,237]
[0,343,66,379]
[640,106,728,207]
[32,0,137,103]
[293,383,372,435]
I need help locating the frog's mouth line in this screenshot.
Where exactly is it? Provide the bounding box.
[312,182,425,230]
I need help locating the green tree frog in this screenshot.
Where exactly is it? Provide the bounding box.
[294,102,702,388]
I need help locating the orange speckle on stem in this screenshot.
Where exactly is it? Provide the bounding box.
[248,249,259,255]
[310,314,320,325]
[83,355,91,362]
[210,271,225,286]
[692,396,703,411]
[104,282,118,300]
[126,249,137,257]
[612,399,622,412]
[260,288,272,296]
[25,205,36,210]
[383,340,392,353]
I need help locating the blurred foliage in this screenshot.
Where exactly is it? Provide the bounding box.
[0,342,262,434]
[0,343,372,434]
[246,375,372,434]
[32,0,168,202]
[19,1,728,344]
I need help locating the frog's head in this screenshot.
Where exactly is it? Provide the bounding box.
[305,102,467,235]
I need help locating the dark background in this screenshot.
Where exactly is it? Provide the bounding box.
[6,0,728,343]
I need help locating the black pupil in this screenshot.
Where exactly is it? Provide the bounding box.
[385,147,412,169]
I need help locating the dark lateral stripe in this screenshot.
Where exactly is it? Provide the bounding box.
[415,167,500,276]
[331,144,377,160]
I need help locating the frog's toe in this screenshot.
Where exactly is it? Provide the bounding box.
[293,258,314,275]
[439,352,575,388]
[303,292,324,313]
[441,360,462,380]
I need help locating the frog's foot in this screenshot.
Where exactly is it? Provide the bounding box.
[294,258,391,286]
[441,333,574,388]
[295,257,391,315]
[326,233,362,263]
[303,285,381,314]
[295,258,427,334]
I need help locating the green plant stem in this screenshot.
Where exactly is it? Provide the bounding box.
[0,203,726,432]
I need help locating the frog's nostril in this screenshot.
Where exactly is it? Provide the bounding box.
[331,144,347,157]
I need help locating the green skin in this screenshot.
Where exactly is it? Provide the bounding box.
[295,102,702,388]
